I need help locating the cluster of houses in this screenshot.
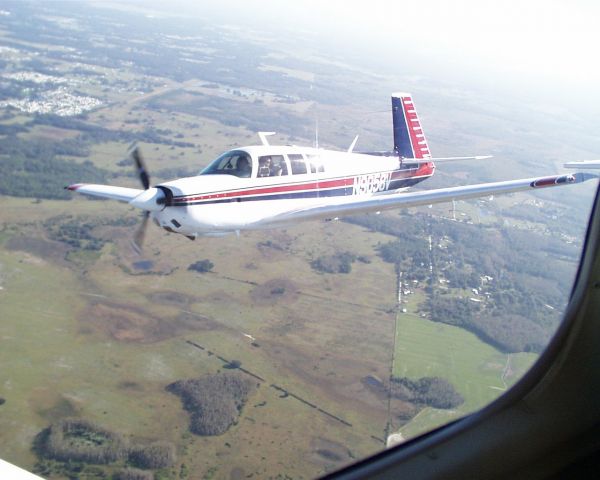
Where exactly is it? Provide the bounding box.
[1,71,103,116]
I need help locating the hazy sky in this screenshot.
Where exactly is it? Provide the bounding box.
[137,0,598,100]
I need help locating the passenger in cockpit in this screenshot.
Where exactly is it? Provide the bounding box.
[258,157,271,177]
[270,158,283,176]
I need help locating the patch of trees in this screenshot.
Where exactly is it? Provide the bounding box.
[427,288,554,354]
[188,259,214,273]
[128,442,176,469]
[0,133,90,158]
[391,376,464,409]
[0,397,5,406]
[0,155,107,200]
[45,215,106,250]
[0,111,201,201]
[31,115,195,148]
[0,135,107,199]
[311,251,356,274]
[430,281,560,353]
[115,468,154,480]
[376,239,430,279]
[166,372,257,436]
[33,418,176,475]
[34,418,127,464]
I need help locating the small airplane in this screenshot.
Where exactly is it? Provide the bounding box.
[66,92,597,250]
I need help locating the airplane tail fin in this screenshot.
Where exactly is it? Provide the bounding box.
[392,92,432,159]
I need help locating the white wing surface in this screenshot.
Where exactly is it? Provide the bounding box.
[66,183,143,202]
[266,172,597,226]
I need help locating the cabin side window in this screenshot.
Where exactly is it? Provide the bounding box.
[306,154,325,173]
[288,153,308,175]
[258,155,288,177]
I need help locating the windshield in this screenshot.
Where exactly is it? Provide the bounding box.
[201,150,253,178]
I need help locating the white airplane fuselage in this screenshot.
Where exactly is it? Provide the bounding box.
[153,146,434,236]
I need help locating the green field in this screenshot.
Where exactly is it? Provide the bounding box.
[391,311,537,439]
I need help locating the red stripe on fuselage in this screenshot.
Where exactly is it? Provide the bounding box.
[176,177,354,203]
[174,167,435,204]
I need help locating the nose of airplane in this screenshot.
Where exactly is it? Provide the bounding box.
[129,187,166,211]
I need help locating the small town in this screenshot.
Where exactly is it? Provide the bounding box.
[0,71,103,116]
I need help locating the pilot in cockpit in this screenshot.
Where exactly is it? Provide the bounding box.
[236,156,252,178]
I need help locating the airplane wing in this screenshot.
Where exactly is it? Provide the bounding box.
[65,183,143,202]
[267,172,598,226]
[564,160,600,169]
[0,458,44,479]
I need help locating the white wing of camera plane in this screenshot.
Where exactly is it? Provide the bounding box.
[66,92,599,249]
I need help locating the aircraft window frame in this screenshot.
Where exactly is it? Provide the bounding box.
[288,153,309,175]
[200,150,254,178]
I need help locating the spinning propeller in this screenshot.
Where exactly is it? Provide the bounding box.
[127,144,168,254]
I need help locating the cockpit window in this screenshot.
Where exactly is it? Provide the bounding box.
[201,151,253,178]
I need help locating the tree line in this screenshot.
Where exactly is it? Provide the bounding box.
[0,111,199,200]
[391,376,464,409]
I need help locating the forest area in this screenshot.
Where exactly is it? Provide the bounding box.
[346,212,577,353]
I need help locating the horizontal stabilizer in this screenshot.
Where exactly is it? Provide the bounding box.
[426,155,492,162]
[564,160,600,169]
[358,152,491,163]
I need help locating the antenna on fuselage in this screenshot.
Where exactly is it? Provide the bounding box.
[347,135,359,153]
[315,118,319,149]
[258,131,276,146]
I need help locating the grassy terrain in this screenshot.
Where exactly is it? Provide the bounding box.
[0,194,404,477]
[391,311,537,439]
